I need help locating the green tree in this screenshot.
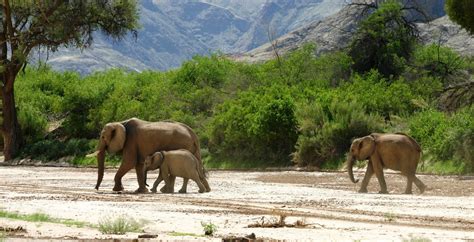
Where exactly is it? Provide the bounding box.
[445,0,474,34]
[348,0,418,78]
[0,1,139,160]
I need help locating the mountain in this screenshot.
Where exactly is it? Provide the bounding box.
[35,0,345,74]
[236,2,473,63]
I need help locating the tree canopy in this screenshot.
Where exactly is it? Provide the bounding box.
[445,0,474,34]
[348,0,418,78]
[0,0,139,160]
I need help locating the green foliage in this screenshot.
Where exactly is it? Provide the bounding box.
[208,85,298,164]
[338,71,422,117]
[201,221,217,236]
[13,42,474,174]
[412,44,466,81]
[445,0,474,34]
[409,106,474,173]
[0,210,88,227]
[20,139,96,161]
[349,0,417,77]
[98,215,145,235]
[17,104,48,143]
[293,100,385,167]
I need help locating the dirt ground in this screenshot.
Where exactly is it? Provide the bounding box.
[0,166,473,241]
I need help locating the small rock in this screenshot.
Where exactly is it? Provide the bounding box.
[138,234,158,239]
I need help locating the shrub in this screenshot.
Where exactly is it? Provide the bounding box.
[293,100,385,167]
[174,54,233,89]
[201,221,217,236]
[338,71,420,117]
[412,44,466,82]
[20,138,96,161]
[208,85,298,164]
[98,215,144,235]
[18,104,48,143]
[349,0,417,77]
[409,106,474,173]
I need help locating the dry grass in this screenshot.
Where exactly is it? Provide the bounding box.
[248,214,310,228]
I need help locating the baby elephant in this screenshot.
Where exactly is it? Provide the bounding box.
[144,149,210,193]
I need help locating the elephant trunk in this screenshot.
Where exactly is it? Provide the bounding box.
[347,155,359,183]
[95,145,106,190]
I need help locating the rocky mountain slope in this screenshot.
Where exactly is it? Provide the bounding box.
[39,0,344,74]
[236,3,473,63]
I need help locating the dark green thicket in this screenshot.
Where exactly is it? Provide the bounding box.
[349,1,417,78]
[445,0,474,34]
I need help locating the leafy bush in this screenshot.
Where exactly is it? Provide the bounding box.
[17,104,48,143]
[208,85,298,164]
[349,0,417,77]
[201,221,217,236]
[98,215,144,234]
[412,44,466,81]
[409,106,474,173]
[338,71,421,117]
[293,100,385,167]
[20,138,96,161]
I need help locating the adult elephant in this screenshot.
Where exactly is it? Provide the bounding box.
[347,133,426,194]
[94,118,205,193]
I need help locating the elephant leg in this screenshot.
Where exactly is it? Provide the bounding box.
[113,161,135,192]
[413,176,426,193]
[178,178,189,193]
[193,177,206,193]
[405,175,414,194]
[161,175,176,193]
[371,156,388,194]
[151,173,163,193]
[144,170,149,187]
[134,162,149,193]
[358,162,374,193]
[201,178,211,193]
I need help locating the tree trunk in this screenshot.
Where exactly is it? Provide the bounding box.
[1,72,23,161]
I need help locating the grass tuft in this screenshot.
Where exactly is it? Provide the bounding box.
[169,231,202,237]
[201,221,217,236]
[98,215,145,234]
[0,210,88,227]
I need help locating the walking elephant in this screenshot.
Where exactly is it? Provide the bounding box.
[347,133,426,194]
[144,150,210,193]
[94,118,207,193]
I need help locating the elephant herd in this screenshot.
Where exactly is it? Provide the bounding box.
[95,118,425,195]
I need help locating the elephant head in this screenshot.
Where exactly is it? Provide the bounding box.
[144,151,164,171]
[347,135,376,184]
[95,122,126,190]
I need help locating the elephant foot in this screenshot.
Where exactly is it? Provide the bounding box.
[160,186,174,193]
[112,184,124,192]
[150,188,157,193]
[404,191,413,195]
[134,187,149,194]
[198,189,205,193]
[358,188,368,193]
[419,185,426,194]
[378,190,389,194]
[178,188,187,194]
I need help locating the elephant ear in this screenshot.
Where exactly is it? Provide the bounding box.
[357,135,376,160]
[155,151,165,167]
[106,123,126,154]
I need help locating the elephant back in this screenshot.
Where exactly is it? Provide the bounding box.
[395,132,422,153]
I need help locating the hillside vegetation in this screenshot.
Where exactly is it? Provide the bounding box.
[14,3,474,174]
